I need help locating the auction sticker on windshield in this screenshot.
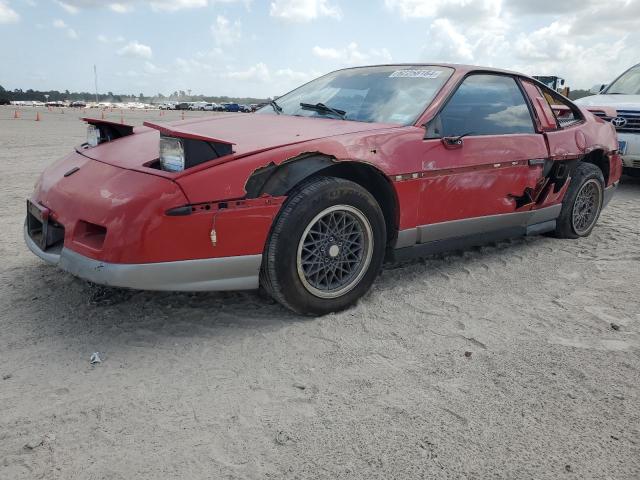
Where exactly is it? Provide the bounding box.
[389,69,442,79]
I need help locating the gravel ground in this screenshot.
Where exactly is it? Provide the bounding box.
[1,106,639,479]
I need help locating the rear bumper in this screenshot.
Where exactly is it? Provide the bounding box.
[24,224,261,291]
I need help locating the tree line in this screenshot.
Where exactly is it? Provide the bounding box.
[0,85,269,104]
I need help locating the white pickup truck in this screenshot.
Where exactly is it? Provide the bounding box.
[576,63,640,177]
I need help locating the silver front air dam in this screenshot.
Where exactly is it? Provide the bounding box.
[24,225,261,291]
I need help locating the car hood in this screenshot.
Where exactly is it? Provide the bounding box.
[575,94,640,110]
[78,114,400,176]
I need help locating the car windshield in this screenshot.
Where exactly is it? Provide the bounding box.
[256,65,454,125]
[606,65,640,95]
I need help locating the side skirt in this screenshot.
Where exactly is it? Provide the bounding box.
[388,205,560,262]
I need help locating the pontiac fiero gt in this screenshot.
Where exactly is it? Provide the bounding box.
[25,64,622,315]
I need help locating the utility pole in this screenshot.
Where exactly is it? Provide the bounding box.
[94,65,99,103]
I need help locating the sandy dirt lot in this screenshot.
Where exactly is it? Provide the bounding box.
[1,106,639,479]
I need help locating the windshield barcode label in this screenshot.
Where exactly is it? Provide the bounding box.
[389,70,441,79]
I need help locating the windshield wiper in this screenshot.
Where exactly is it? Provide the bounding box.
[269,99,282,114]
[300,102,346,119]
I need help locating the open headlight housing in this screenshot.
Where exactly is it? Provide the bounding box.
[86,125,101,147]
[159,135,185,172]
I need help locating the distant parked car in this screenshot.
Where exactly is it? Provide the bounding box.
[202,103,218,111]
[221,102,240,112]
[175,102,191,110]
[159,103,175,110]
[70,101,87,108]
[238,104,252,113]
[189,102,206,111]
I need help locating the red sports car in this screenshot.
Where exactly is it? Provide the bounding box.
[25,64,622,315]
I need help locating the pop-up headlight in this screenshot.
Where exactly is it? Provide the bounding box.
[82,118,134,148]
[86,125,100,147]
[159,135,185,172]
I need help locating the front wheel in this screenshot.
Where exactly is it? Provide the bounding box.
[553,162,605,239]
[261,177,386,315]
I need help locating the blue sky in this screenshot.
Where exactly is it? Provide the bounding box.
[1,0,639,98]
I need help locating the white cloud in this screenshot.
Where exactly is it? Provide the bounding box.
[275,68,315,82]
[385,0,502,22]
[425,18,474,62]
[225,62,271,82]
[149,0,207,12]
[109,2,133,13]
[270,0,341,22]
[55,0,78,14]
[0,1,19,23]
[312,42,392,65]
[175,57,214,73]
[143,61,167,74]
[52,18,78,38]
[385,0,640,89]
[53,0,249,13]
[117,40,153,59]
[97,33,125,43]
[509,21,631,88]
[211,15,241,46]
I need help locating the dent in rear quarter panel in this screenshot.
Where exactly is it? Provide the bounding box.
[579,112,620,186]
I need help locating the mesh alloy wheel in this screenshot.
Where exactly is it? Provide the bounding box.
[571,179,602,235]
[296,204,374,299]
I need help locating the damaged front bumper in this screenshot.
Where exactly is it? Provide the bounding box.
[24,224,261,291]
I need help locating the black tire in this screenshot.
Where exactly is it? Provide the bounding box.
[261,177,386,316]
[553,162,605,239]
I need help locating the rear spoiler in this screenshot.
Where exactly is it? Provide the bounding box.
[143,121,235,147]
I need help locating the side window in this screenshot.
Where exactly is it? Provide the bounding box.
[436,74,535,137]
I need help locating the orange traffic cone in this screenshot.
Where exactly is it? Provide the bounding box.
[35,112,41,121]
[181,111,185,120]
[101,110,105,120]
[120,112,124,124]
[13,110,20,119]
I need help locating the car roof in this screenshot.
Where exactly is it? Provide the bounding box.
[331,63,523,77]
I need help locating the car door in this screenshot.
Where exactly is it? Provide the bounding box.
[416,73,548,242]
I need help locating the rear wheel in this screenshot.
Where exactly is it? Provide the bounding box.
[553,162,605,238]
[261,177,386,315]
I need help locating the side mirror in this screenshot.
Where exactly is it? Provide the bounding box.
[589,84,607,95]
